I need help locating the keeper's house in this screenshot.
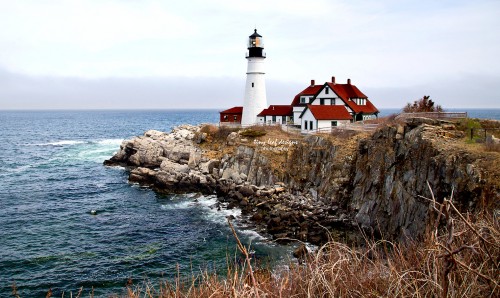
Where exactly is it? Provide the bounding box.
[292,77,379,132]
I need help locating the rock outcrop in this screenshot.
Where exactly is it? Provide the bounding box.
[104,119,499,244]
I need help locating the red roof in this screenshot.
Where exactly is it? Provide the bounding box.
[306,105,353,120]
[291,85,323,106]
[220,106,243,114]
[257,105,293,116]
[344,99,379,114]
[326,83,379,114]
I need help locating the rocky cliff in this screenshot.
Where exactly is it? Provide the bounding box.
[104,120,499,244]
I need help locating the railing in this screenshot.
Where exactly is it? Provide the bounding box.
[304,123,380,134]
[469,128,500,141]
[396,112,467,120]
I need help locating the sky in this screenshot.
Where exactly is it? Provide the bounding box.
[0,0,499,110]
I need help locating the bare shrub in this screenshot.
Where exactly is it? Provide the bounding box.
[212,126,239,141]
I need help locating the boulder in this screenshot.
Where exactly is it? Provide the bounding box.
[160,159,190,174]
[129,167,156,184]
[226,132,240,146]
[188,149,202,169]
[200,159,220,175]
[238,185,255,197]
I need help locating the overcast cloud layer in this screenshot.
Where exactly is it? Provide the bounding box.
[1,0,499,109]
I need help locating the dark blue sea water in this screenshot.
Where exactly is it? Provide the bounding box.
[1,108,498,297]
[0,110,292,297]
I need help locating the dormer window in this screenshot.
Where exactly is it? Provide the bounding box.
[301,97,306,103]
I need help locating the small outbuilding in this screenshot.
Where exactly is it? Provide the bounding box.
[257,105,293,124]
[220,106,243,124]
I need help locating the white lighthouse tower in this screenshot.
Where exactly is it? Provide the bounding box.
[241,29,267,126]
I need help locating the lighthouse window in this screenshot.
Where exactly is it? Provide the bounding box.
[252,83,254,87]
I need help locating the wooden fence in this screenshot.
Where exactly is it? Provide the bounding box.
[305,123,379,134]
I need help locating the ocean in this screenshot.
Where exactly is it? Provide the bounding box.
[0,108,498,297]
[0,110,292,297]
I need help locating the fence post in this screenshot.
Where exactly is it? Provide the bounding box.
[470,128,473,140]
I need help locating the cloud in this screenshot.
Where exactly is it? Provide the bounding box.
[0,1,499,109]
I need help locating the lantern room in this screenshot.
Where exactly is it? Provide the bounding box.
[247,29,266,58]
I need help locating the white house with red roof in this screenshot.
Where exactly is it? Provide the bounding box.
[290,80,323,125]
[256,105,293,124]
[292,77,379,132]
[300,105,353,131]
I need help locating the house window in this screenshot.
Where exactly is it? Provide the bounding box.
[282,116,286,123]
[331,98,336,105]
[305,121,308,130]
[310,121,313,130]
[223,115,228,120]
[272,115,276,122]
[301,97,306,103]
[320,98,325,105]
[252,82,254,87]
[325,88,329,94]
[331,121,338,127]
[234,115,237,121]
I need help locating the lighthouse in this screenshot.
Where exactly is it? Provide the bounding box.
[241,29,268,126]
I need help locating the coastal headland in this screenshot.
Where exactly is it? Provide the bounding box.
[104,118,499,246]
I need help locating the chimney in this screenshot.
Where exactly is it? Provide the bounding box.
[347,78,351,85]
[310,79,315,86]
[331,76,336,84]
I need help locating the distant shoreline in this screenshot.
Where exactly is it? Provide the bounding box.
[2,108,499,120]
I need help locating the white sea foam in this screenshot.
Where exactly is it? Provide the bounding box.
[35,140,86,146]
[96,139,123,146]
[236,228,266,242]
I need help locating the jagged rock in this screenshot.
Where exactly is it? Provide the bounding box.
[405,117,441,127]
[238,185,254,197]
[188,149,202,169]
[160,159,190,174]
[105,121,498,246]
[200,159,220,175]
[194,132,207,144]
[129,167,156,184]
[226,132,240,146]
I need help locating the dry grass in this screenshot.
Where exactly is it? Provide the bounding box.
[198,124,303,177]
[118,188,499,298]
